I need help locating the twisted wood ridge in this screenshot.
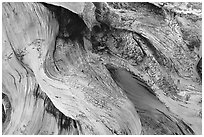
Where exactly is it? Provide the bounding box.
[2,2,202,135]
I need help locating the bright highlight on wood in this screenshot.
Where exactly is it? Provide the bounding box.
[2,2,202,135]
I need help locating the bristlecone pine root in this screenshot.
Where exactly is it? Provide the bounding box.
[2,2,202,135]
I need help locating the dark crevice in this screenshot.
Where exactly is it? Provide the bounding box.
[180,120,195,135]
[44,96,81,134]
[176,123,185,135]
[41,2,87,41]
[196,57,202,80]
[2,92,11,130]
[2,104,6,123]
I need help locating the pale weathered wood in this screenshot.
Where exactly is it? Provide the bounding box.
[2,2,202,135]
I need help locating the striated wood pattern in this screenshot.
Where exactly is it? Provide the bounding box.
[2,2,202,135]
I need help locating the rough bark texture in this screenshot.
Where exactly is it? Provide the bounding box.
[2,2,202,135]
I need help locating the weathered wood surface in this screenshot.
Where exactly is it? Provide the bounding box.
[2,2,202,135]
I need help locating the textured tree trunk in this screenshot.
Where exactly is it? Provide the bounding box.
[2,2,202,135]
